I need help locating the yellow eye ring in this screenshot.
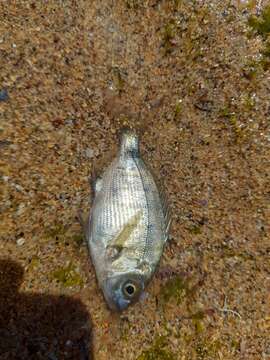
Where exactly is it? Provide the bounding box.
[123,282,136,297]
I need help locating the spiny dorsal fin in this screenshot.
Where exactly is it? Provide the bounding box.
[142,160,171,241]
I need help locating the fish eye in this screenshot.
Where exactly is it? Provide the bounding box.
[123,282,136,297]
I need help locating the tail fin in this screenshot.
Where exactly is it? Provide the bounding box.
[119,128,139,156]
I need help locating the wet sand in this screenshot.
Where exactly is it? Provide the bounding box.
[1,1,269,359]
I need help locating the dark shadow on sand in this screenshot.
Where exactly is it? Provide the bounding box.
[0,259,93,360]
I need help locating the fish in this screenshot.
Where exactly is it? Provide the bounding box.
[87,129,170,311]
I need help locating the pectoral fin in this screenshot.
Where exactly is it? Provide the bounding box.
[106,210,142,260]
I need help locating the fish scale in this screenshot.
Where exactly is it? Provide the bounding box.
[87,130,170,311]
[105,158,148,263]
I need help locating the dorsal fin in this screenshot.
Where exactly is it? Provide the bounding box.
[143,160,171,241]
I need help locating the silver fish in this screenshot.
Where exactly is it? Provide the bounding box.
[87,130,170,311]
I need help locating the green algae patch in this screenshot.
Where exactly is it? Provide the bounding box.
[28,256,40,271]
[248,5,270,37]
[239,0,257,11]
[174,101,182,119]
[191,311,206,334]
[228,114,246,143]
[262,42,270,57]
[162,21,177,54]
[52,264,84,288]
[188,224,202,235]
[242,60,260,80]
[247,5,270,71]
[137,336,176,360]
[219,109,247,143]
[72,233,84,246]
[126,0,143,9]
[112,67,126,93]
[231,338,240,351]
[219,106,233,118]
[243,51,270,77]
[195,339,223,359]
[160,276,189,305]
[261,42,270,70]
[45,222,85,247]
[45,222,67,239]
[243,94,256,110]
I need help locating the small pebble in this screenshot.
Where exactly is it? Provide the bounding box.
[17,204,26,215]
[65,340,73,347]
[16,238,25,246]
[64,118,75,126]
[85,148,95,158]
[0,89,9,102]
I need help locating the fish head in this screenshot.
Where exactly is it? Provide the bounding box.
[102,272,144,311]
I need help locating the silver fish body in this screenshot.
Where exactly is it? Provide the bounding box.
[87,130,170,311]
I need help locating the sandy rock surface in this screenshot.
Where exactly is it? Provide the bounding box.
[1,1,269,359]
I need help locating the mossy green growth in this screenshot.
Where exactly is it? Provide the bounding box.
[259,57,270,70]
[240,0,256,11]
[228,114,246,142]
[247,6,270,72]
[243,94,255,110]
[191,310,206,320]
[52,264,84,288]
[261,42,270,69]
[45,222,85,247]
[231,338,240,351]
[195,339,222,359]
[174,0,182,9]
[119,320,131,342]
[191,311,205,334]
[126,0,142,9]
[193,318,204,334]
[45,222,66,239]
[28,256,40,271]
[164,23,176,42]
[188,224,202,235]
[219,106,233,118]
[174,101,182,118]
[72,233,84,246]
[162,21,177,54]
[262,41,270,56]
[137,336,176,360]
[242,60,260,79]
[248,5,270,37]
[112,67,125,93]
[160,276,188,305]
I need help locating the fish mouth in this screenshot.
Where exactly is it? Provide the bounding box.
[113,296,130,311]
[102,283,130,311]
